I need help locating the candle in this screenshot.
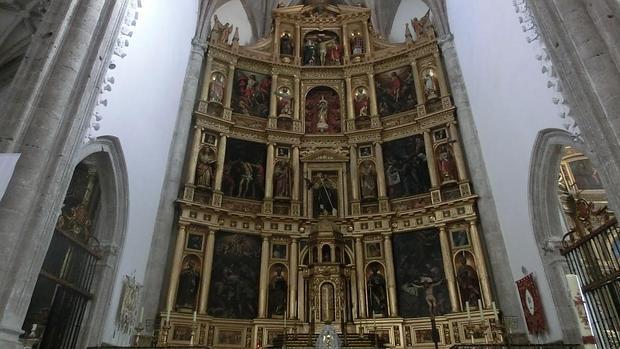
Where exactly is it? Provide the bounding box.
[166,309,171,323]
[139,307,144,323]
[478,299,484,320]
[193,310,197,322]
[466,301,471,320]
[492,301,498,321]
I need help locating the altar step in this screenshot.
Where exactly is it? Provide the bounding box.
[271,333,385,348]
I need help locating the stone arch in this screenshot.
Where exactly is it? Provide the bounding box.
[528,128,590,344]
[68,136,129,347]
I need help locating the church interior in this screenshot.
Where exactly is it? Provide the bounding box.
[0,0,619,348]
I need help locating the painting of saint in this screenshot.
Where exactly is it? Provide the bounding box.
[207,232,261,319]
[221,139,267,201]
[366,263,388,317]
[568,158,603,190]
[305,86,341,134]
[305,172,339,217]
[375,66,417,117]
[303,31,341,66]
[231,69,272,118]
[455,251,482,307]
[268,264,288,317]
[423,68,440,100]
[383,135,431,199]
[393,229,449,318]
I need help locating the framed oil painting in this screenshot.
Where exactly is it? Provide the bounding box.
[186,233,204,251]
[375,66,417,117]
[231,69,272,118]
[382,134,431,199]
[221,138,267,201]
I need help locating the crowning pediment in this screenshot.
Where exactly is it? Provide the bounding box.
[301,148,349,162]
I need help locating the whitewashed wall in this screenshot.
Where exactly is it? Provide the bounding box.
[446,0,567,342]
[93,0,199,344]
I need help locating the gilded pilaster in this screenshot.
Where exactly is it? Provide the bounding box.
[373,142,387,199]
[269,74,279,118]
[438,226,459,312]
[468,219,493,307]
[410,60,426,106]
[166,224,188,312]
[200,56,214,101]
[264,143,276,213]
[382,234,398,317]
[367,73,378,117]
[224,64,235,108]
[198,230,216,313]
[449,122,469,181]
[354,236,367,318]
[423,130,440,187]
[258,235,271,318]
[433,52,449,98]
[185,126,203,185]
[350,145,360,201]
[291,146,301,216]
[345,76,354,120]
[289,238,299,318]
[294,76,301,120]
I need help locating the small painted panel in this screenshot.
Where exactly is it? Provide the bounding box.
[231,69,272,118]
[375,66,417,117]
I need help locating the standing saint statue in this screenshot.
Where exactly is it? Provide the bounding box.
[176,261,200,309]
[316,96,329,132]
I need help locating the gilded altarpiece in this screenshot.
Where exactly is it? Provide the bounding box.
[159,2,502,348]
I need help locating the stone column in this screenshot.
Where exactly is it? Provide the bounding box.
[166,224,188,312]
[448,122,469,181]
[258,235,271,318]
[350,145,360,202]
[185,126,203,185]
[438,226,459,312]
[291,146,301,216]
[289,238,299,318]
[373,142,387,198]
[294,76,301,120]
[224,63,236,108]
[198,230,216,313]
[200,55,214,101]
[213,134,228,195]
[423,131,440,187]
[468,220,492,307]
[345,77,355,120]
[410,60,426,105]
[382,234,398,317]
[269,74,279,118]
[367,73,378,116]
[354,237,367,318]
[265,143,276,200]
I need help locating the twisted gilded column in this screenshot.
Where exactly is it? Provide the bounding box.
[200,56,214,101]
[382,234,398,316]
[354,236,367,318]
[185,126,203,185]
[438,226,459,312]
[448,122,469,181]
[468,219,492,307]
[258,235,271,318]
[166,224,188,312]
[199,230,216,313]
[289,238,299,318]
[423,130,440,187]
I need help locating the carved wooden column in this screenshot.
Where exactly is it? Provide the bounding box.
[258,235,271,318]
[345,76,355,131]
[199,230,216,313]
[354,236,367,318]
[294,76,301,120]
[468,219,493,307]
[423,130,440,187]
[448,122,469,181]
[294,24,301,65]
[350,145,361,215]
[291,146,301,216]
[410,60,426,114]
[263,143,276,213]
[212,134,228,206]
[433,52,449,98]
[374,142,389,212]
[289,237,299,318]
[200,56,214,101]
[269,74,279,129]
[166,224,188,313]
[342,23,350,64]
[382,234,398,317]
[224,63,236,108]
[438,226,459,312]
[362,21,371,58]
[185,126,203,185]
[367,73,378,117]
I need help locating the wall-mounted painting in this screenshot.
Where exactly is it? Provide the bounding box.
[305,86,341,134]
[392,229,449,318]
[382,135,431,199]
[302,30,342,66]
[567,158,603,190]
[222,138,267,201]
[231,69,272,118]
[375,66,417,117]
[207,232,261,319]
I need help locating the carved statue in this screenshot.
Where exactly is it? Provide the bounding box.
[273,161,291,198]
[423,70,439,100]
[367,266,387,316]
[208,73,225,103]
[317,95,329,132]
[411,10,432,39]
[196,148,214,187]
[176,260,200,309]
[455,252,482,305]
[359,161,377,199]
[280,32,294,56]
[268,266,287,316]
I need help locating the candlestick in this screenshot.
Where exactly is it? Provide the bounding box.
[478,299,484,320]
[466,301,471,320]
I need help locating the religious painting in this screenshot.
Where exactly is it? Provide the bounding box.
[359,160,378,200]
[268,264,288,318]
[208,72,226,104]
[375,66,417,117]
[568,158,603,190]
[195,146,216,188]
[231,69,272,118]
[365,241,382,259]
[392,229,449,318]
[359,145,372,158]
[172,325,193,341]
[450,227,470,248]
[176,255,201,311]
[305,86,341,134]
[186,233,203,251]
[55,163,99,242]
[271,244,287,259]
[366,262,388,317]
[414,329,435,344]
[273,160,292,199]
[307,171,339,217]
[221,138,267,200]
[454,250,482,308]
[276,147,290,158]
[354,86,369,118]
[436,144,458,184]
[204,133,217,145]
[433,128,447,142]
[302,30,342,66]
[382,135,431,199]
[207,232,261,319]
[217,329,244,346]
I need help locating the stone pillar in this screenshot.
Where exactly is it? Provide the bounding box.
[448,122,469,181]
[185,126,203,185]
[350,145,360,201]
[167,224,188,312]
[200,56,214,101]
[198,230,216,313]
[438,226,459,312]
[367,73,378,116]
[345,77,355,120]
[289,238,299,318]
[382,234,398,317]
[213,134,228,193]
[468,219,492,307]
[265,143,276,200]
[410,60,426,105]
[269,74,279,118]
[224,64,236,108]
[423,131,440,187]
[354,237,367,318]
[291,146,301,216]
[373,142,387,198]
[294,77,301,120]
[258,235,271,318]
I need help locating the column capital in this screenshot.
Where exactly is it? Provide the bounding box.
[381,232,393,239]
[261,233,272,240]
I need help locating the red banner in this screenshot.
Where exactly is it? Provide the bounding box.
[516,273,546,334]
